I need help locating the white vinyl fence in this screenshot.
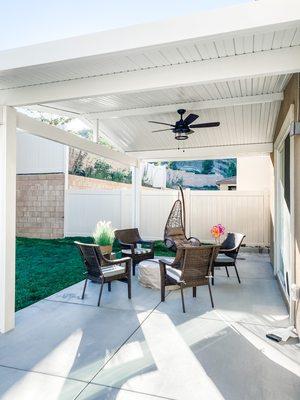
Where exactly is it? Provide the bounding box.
[65,188,270,246]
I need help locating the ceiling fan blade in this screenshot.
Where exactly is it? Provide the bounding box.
[152,128,173,133]
[149,121,175,127]
[183,113,199,125]
[190,122,220,128]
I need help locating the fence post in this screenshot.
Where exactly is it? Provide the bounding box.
[263,189,270,247]
[131,162,143,228]
[120,188,126,229]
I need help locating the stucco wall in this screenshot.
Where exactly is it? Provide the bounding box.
[237,156,273,192]
[274,74,299,142]
[16,173,65,239]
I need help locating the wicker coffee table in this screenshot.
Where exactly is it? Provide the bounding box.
[137,257,177,290]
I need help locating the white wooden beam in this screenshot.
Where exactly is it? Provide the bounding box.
[16,113,137,167]
[0,0,298,71]
[129,143,274,161]
[84,93,284,120]
[0,106,16,333]
[2,47,299,107]
[22,106,127,151]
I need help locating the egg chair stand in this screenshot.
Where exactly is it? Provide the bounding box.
[164,186,201,252]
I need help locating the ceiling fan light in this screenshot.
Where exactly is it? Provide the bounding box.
[175,132,188,140]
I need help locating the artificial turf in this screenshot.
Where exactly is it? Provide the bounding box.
[16,237,174,311]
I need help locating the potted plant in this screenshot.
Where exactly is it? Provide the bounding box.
[93,221,115,255]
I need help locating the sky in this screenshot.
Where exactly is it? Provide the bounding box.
[1,0,251,51]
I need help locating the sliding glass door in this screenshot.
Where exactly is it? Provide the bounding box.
[277,135,291,295]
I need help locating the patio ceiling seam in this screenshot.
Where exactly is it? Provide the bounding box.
[1,48,294,93]
[125,141,273,153]
[0,63,170,92]
[1,46,299,107]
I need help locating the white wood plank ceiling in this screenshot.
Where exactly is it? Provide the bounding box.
[0,27,299,90]
[93,102,282,152]
[41,75,290,115]
[1,0,299,159]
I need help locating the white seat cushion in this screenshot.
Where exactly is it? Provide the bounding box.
[102,265,126,277]
[137,258,177,290]
[122,249,152,255]
[216,254,233,264]
[166,266,182,282]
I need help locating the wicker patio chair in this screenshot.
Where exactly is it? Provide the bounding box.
[114,228,154,276]
[159,245,219,313]
[164,186,201,252]
[212,232,246,285]
[75,242,131,306]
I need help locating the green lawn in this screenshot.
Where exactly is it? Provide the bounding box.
[16,237,173,311]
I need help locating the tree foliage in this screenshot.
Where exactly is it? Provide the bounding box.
[69,149,131,183]
[223,160,237,178]
[201,159,214,174]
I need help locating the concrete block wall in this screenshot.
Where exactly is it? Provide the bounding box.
[69,174,132,190]
[16,173,65,239]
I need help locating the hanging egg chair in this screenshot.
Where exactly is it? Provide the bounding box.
[164,186,201,252]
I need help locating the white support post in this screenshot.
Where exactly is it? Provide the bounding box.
[131,162,143,229]
[0,106,16,333]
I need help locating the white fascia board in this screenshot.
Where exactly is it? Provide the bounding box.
[16,112,137,166]
[84,93,284,120]
[128,143,274,162]
[0,0,299,71]
[2,46,299,107]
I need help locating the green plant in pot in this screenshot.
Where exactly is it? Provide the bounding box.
[93,221,115,255]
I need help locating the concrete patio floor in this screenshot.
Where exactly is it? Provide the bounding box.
[0,253,299,400]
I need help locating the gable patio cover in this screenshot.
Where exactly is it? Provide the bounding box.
[0,0,299,162]
[1,0,300,333]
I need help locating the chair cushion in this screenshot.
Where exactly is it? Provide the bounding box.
[102,265,126,277]
[122,249,152,255]
[166,266,182,282]
[215,254,234,264]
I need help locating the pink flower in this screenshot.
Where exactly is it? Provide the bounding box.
[211,224,225,238]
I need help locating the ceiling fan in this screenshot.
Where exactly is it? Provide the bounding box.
[149,109,220,140]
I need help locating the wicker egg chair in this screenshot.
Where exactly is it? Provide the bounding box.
[164,186,201,252]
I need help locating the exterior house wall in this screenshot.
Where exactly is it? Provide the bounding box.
[292,76,300,334]
[237,156,273,192]
[272,73,300,334]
